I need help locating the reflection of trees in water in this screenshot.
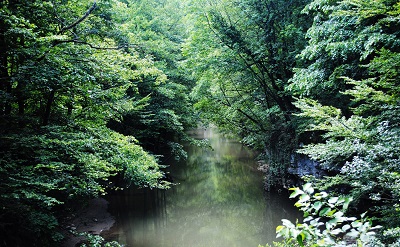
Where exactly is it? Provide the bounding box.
[106,128,301,247]
[105,188,167,246]
[262,191,303,243]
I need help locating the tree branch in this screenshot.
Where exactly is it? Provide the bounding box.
[58,1,97,35]
[53,39,129,50]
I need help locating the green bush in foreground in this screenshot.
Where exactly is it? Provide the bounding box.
[261,183,386,247]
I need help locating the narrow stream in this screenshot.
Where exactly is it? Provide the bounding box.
[105,128,301,247]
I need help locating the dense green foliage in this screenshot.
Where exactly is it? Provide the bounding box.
[288,0,400,245]
[0,0,194,246]
[106,0,198,159]
[182,0,312,188]
[274,183,383,246]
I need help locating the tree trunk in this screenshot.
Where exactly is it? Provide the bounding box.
[0,18,11,115]
[42,89,55,126]
[67,101,73,117]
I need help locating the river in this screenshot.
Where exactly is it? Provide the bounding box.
[105,128,301,247]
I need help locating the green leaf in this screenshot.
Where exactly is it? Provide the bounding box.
[312,201,323,212]
[343,197,352,211]
[303,183,314,194]
[342,224,351,232]
[314,191,328,199]
[352,221,363,228]
[299,194,311,203]
[276,225,285,233]
[330,229,342,235]
[319,207,331,216]
[326,209,337,217]
[346,230,360,238]
[337,197,345,204]
[304,216,313,222]
[297,233,305,246]
[328,197,338,204]
[290,187,304,198]
[282,219,296,229]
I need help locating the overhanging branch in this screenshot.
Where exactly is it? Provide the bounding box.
[58,1,97,35]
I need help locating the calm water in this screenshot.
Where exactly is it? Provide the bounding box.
[105,128,301,247]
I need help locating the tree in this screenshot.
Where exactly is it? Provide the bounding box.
[107,0,198,160]
[291,0,400,244]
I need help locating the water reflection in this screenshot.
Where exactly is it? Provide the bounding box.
[105,128,301,247]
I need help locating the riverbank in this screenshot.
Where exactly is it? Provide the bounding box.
[61,198,115,247]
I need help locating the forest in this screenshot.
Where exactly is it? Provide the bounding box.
[0,0,399,246]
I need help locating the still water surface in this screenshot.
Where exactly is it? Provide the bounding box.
[106,128,301,247]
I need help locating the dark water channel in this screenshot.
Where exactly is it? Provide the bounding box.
[105,128,301,247]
